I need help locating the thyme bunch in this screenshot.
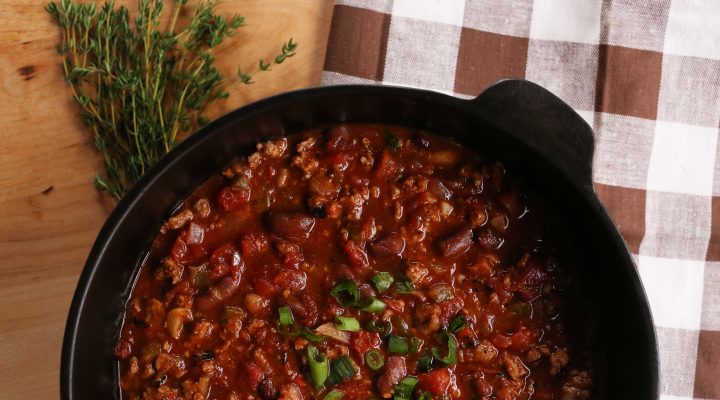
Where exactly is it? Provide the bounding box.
[45,0,297,199]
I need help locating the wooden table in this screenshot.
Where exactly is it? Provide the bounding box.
[0,1,333,398]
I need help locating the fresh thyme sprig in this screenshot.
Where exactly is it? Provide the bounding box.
[45,0,297,199]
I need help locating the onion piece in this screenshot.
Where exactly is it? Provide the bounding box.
[316,322,350,343]
[166,307,193,339]
[186,222,205,245]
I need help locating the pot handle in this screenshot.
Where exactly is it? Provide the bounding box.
[469,79,595,192]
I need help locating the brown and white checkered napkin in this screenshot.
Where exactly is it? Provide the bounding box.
[321,1,720,398]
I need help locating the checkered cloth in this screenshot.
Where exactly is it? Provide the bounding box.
[320,1,720,399]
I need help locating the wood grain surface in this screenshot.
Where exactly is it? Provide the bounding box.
[0,1,333,398]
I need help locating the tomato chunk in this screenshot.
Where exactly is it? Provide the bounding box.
[510,326,539,351]
[243,363,264,391]
[217,186,250,212]
[418,368,451,395]
[170,233,188,264]
[373,150,397,179]
[351,331,382,360]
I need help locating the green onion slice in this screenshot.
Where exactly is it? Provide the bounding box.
[449,315,467,333]
[365,320,393,338]
[393,376,419,400]
[331,280,360,307]
[418,391,432,400]
[417,352,434,372]
[308,345,329,388]
[365,349,385,371]
[335,316,361,332]
[409,337,423,353]
[431,330,458,365]
[278,306,294,325]
[384,130,401,151]
[221,305,247,322]
[395,277,414,294]
[326,355,358,386]
[371,272,394,293]
[358,297,387,313]
[323,389,345,400]
[278,324,326,343]
[388,335,409,354]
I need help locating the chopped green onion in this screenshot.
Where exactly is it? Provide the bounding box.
[371,272,394,293]
[326,355,358,386]
[385,131,401,151]
[365,320,393,338]
[388,335,409,354]
[395,277,414,293]
[409,337,423,353]
[393,376,419,400]
[431,330,458,365]
[331,280,360,307]
[308,345,329,388]
[190,264,211,288]
[365,349,385,371]
[335,316,361,332]
[300,328,327,343]
[449,315,468,333]
[222,305,247,322]
[323,389,345,400]
[278,306,294,325]
[358,297,387,313]
[418,392,432,400]
[278,325,326,343]
[417,352,434,372]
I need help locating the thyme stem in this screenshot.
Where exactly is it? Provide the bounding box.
[45,0,297,199]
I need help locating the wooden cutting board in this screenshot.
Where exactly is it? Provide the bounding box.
[0,1,333,398]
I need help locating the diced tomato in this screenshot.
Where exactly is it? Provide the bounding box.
[418,368,451,395]
[438,299,463,327]
[510,326,539,351]
[188,244,207,260]
[515,259,547,301]
[281,249,304,268]
[373,150,396,179]
[490,332,512,349]
[384,298,405,313]
[323,151,353,169]
[240,233,268,257]
[343,240,369,267]
[217,186,250,212]
[114,338,133,360]
[243,363,264,391]
[170,233,188,264]
[273,270,307,291]
[210,243,242,268]
[468,256,495,280]
[253,278,279,297]
[455,325,475,340]
[351,331,381,360]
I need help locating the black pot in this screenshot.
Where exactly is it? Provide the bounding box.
[61,80,659,399]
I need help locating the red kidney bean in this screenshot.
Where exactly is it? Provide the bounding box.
[438,228,473,257]
[370,232,406,259]
[195,267,243,311]
[266,212,316,242]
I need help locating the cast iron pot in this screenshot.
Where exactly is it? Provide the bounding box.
[61,80,659,399]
